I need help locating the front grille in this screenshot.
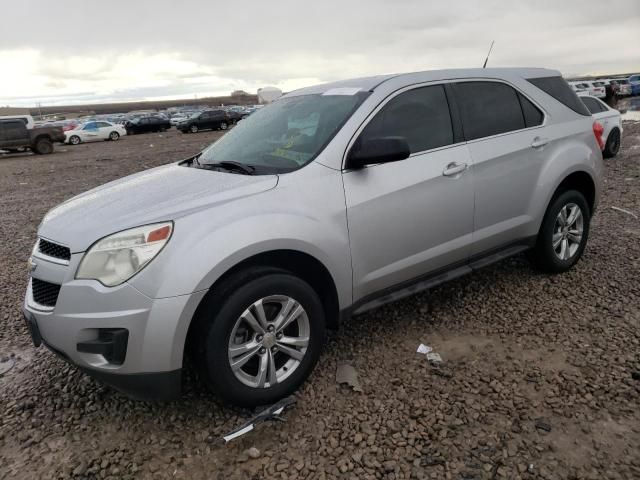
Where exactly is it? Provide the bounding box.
[31,278,61,307]
[38,239,71,261]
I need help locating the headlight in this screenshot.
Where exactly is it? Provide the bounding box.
[76,222,173,286]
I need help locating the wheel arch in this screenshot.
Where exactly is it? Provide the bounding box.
[183,248,341,365]
[552,170,596,214]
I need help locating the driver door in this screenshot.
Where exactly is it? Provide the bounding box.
[342,84,474,302]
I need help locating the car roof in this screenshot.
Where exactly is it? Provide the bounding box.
[285,67,560,97]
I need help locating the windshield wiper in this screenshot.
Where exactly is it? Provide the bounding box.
[205,161,256,175]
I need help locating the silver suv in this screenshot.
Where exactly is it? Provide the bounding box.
[23,68,603,406]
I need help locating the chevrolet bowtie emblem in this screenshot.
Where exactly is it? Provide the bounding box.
[28,257,37,273]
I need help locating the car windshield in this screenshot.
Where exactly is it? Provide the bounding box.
[198,92,369,174]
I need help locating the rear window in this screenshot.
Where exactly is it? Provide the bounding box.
[452,81,525,140]
[527,76,590,116]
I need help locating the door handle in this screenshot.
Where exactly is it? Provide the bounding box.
[442,162,468,177]
[531,137,549,148]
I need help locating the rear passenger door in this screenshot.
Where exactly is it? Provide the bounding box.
[451,81,547,256]
[343,84,475,302]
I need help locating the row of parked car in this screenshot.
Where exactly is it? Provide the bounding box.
[569,75,640,98]
[0,81,625,156]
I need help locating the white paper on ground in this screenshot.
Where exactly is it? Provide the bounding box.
[416,344,433,355]
[426,352,443,363]
[322,87,362,96]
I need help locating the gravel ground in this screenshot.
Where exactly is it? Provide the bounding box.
[0,123,639,480]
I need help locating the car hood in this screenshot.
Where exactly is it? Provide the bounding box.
[39,163,278,253]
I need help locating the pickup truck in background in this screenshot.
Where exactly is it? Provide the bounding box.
[0,118,65,154]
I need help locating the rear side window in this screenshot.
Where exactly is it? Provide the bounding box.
[360,84,454,153]
[581,97,607,114]
[517,93,544,127]
[452,81,525,140]
[527,76,590,116]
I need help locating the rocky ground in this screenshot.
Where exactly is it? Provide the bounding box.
[0,123,639,480]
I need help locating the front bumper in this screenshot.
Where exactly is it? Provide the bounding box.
[23,248,206,401]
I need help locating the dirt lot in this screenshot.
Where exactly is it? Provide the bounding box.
[1,124,639,480]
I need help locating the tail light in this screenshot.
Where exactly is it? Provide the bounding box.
[593,121,605,150]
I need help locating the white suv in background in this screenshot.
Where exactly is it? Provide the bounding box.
[579,94,622,158]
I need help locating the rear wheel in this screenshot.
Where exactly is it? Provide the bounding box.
[529,190,590,273]
[109,131,120,141]
[34,138,53,154]
[193,268,325,407]
[603,128,620,158]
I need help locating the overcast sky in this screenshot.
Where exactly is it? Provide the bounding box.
[1,0,639,107]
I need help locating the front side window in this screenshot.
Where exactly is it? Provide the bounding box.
[198,92,369,173]
[453,81,525,140]
[358,85,454,154]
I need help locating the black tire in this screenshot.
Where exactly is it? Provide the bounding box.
[69,135,81,145]
[603,128,620,158]
[193,267,326,407]
[219,121,228,131]
[190,124,198,133]
[34,137,53,154]
[109,131,120,141]
[529,189,590,273]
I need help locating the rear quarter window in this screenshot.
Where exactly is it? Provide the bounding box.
[526,76,590,116]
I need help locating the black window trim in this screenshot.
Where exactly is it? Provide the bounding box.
[342,77,548,170]
[342,81,466,170]
[447,78,547,144]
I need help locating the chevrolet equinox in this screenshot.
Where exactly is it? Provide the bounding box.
[23,68,603,406]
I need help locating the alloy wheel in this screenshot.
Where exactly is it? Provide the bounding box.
[227,295,310,389]
[552,202,584,260]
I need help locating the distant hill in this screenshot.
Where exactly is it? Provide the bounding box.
[14,93,259,117]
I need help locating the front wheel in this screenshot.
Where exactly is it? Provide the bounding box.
[69,135,81,145]
[193,268,325,407]
[109,131,120,141]
[219,121,228,131]
[529,190,590,273]
[189,125,199,133]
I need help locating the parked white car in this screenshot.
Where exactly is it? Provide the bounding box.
[170,115,188,126]
[65,121,127,145]
[570,82,590,95]
[579,94,622,158]
[583,81,606,99]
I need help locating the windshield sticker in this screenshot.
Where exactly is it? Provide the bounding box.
[322,87,362,96]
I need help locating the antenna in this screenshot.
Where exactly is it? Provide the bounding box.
[482,40,495,68]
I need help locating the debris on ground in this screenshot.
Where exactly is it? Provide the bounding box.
[0,357,15,376]
[426,352,443,364]
[223,396,296,443]
[534,418,552,433]
[336,362,363,392]
[610,206,638,219]
[416,343,433,354]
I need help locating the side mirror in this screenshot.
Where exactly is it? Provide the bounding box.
[347,136,410,169]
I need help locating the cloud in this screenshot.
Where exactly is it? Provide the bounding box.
[1,0,638,106]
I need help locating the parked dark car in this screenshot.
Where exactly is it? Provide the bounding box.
[125,116,171,135]
[0,119,65,154]
[177,110,230,133]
